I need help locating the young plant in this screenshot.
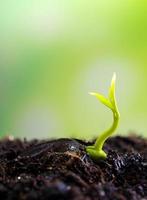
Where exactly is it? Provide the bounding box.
[86,73,120,160]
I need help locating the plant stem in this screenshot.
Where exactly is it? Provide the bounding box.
[94,109,120,151]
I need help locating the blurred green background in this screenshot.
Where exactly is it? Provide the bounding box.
[0,0,147,139]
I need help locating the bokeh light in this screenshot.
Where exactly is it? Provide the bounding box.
[0,0,147,138]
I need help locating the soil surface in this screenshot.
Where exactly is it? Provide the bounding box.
[0,135,146,200]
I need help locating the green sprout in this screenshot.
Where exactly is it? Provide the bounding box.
[86,73,120,160]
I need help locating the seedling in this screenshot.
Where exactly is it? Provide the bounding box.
[86,73,120,160]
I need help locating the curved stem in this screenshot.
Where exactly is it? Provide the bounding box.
[94,109,120,151]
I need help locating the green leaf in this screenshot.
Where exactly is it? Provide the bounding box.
[89,92,113,109]
[108,72,116,107]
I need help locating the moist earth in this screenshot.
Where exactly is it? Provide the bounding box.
[0,135,147,200]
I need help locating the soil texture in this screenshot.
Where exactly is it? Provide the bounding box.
[0,135,146,200]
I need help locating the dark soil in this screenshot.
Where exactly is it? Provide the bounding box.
[0,135,147,200]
